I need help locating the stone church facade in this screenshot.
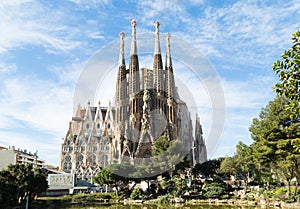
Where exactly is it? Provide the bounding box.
[59,20,207,178]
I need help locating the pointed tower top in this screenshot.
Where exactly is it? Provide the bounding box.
[120,31,125,38]
[98,100,101,106]
[130,19,137,27]
[166,33,171,39]
[155,21,160,33]
[118,32,125,67]
[166,33,172,68]
[154,21,161,55]
[130,19,137,55]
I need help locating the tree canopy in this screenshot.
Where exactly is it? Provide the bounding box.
[249,96,300,195]
[272,30,300,151]
[0,164,47,207]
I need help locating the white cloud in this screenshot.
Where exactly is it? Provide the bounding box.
[134,0,300,69]
[221,77,275,109]
[0,76,73,136]
[194,0,300,66]
[0,62,17,73]
[68,0,111,8]
[0,1,83,53]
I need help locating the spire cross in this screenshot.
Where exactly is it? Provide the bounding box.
[119,32,125,38]
[130,19,137,29]
[130,19,137,55]
[166,33,171,40]
[155,21,160,33]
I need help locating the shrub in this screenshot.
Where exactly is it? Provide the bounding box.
[95,193,113,199]
[202,182,227,199]
[157,195,171,204]
[130,187,142,200]
[273,187,287,200]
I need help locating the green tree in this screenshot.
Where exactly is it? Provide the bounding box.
[249,96,300,192]
[218,156,237,179]
[130,187,142,200]
[192,158,222,178]
[234,142,254,193]
[202,180,227,199]
[130,159,160,192]
[95,163,135,195]
[171,175,187,197]
[158,175,187,198]
[94,168,114,189]
[0,164,47,207]
[151,137,188,178]
[275,159,294,198]
[272,30,300,150]
[152,135,171,156]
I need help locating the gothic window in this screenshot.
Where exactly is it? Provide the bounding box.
[101,155,108,167]
[76,154,83,167]
[64,155,72,171]
[86,123,90,129]
[103,139,107,145]
[108,115,111,120]
[106,146,109,151]
[97,123,100,129]
[94,146,97,152]
[108,123,111,129]
[65,155,71,162]
[78,155,83,161]
[66,139,71,145]
[79,140,83,145]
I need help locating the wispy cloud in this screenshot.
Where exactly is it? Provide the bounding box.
[0,62,17,73]
[135,0,300,69]
[0,76,73,135]
[0,1,86,54]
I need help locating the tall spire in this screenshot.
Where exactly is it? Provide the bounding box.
[129,19,140,97]
[130,19,137,56]
[153,21,164,93]
[165,33,175,99]
[154,21,161,55]
[166,33,172,70]
[118,32,125,67]
[116,32,127,104]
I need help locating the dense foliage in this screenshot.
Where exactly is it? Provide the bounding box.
[0,164,47,207]
[272,30,300,150]
[249,96,300,196]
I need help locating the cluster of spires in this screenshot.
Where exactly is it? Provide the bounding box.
[116,19,175,102]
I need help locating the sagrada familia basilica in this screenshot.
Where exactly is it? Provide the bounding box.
[59,20,207,178]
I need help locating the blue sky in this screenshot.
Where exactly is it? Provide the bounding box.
[0,0,299,166]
